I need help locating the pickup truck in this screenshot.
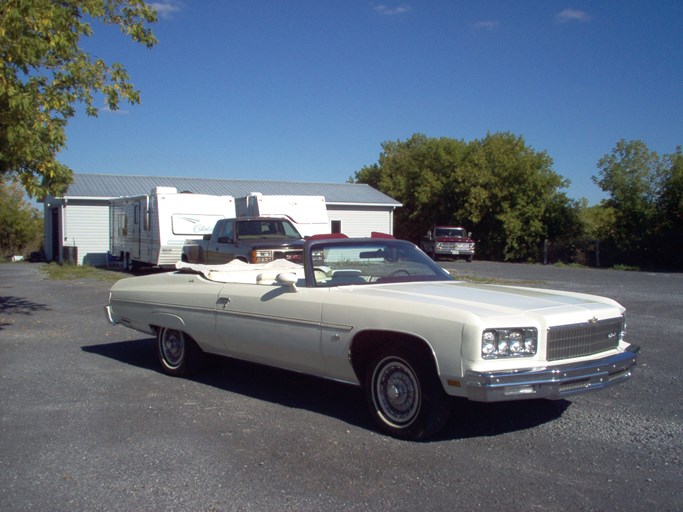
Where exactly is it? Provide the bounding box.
[420,226,475,262]
[182,217,305,265]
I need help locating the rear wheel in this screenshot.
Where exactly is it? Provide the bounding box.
[365,346,451,440]
[156,328,204,377]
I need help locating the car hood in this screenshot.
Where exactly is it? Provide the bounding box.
[341,281,623,321]
[241,239,305,248]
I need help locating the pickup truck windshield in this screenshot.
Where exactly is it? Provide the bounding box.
[435,227,467,237]
[237,219,302,239]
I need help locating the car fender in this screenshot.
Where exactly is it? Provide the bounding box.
[148,312,186,331]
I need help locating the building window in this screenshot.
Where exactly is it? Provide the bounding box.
[331,220,341,233]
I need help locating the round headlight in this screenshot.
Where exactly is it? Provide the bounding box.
[509,330,523,353]
[482,331,497,356]
[498,340,509,356]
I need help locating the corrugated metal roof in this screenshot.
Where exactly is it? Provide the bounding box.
[62,173,401,206]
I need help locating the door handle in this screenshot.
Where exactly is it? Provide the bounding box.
[216,297,230,309]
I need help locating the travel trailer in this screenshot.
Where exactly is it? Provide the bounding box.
[110,187,235,269]
[235,193,329,237]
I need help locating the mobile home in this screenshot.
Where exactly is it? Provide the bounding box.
[235,193,329,237]
[110,187,235,269]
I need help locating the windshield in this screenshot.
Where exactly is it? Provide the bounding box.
[237,219,302,239]
[310,240,453,287]
[435,227,466,238]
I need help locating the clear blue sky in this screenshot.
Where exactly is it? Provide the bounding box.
[60,1,682,205]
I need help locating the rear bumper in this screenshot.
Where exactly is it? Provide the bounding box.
[463,345,640,402]
[104,305,120,326]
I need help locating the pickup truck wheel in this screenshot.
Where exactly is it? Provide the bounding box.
[365,348,451,440]
[157,328,204,377]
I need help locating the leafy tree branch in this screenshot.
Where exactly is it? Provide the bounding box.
[0,0,158,199]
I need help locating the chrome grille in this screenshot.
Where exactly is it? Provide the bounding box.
[547,317,623,361]
[274,250,303,263]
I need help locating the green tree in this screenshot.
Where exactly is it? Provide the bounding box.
[0,0,158,199]
[461,132,567,261]
[593,139,665,266]
[352,134,470,242]
[541,193,586,263]
[353,132,575,262]
[655,147,683,268]
[575,201,617,266]
[0,176,43,256]
[579,201,616,242]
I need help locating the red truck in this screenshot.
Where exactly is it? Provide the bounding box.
[420,226,475,262]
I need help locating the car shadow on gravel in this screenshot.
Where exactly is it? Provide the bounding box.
[83,338,570,441]
[436,399,570,441]
[82,337,160,372]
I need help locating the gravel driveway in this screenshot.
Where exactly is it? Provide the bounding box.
[1,261,681,511]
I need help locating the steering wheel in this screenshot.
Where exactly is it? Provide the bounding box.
[389,269,410,277]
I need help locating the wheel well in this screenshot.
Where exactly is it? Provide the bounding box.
[349,330,438,384]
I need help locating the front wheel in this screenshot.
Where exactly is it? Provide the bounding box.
[156,328,204,377]
[365,347,451,440]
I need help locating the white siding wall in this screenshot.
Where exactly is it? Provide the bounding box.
[63,202,110,265]
[326,206,393,237]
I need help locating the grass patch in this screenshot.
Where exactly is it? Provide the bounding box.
[553,262,587,269]
[41,262,126,282]
[611,264,640,271]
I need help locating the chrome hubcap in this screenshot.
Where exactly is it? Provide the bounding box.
[374,358,420,426]
[162,330,184,367]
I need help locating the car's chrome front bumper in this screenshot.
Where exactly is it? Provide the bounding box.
[464,345,640,402]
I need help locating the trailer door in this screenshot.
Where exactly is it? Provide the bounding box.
[132,201,143,260]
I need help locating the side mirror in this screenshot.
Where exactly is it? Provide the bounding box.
[276,272,299,291]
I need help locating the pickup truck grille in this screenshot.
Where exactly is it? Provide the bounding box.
[547,317,624,361]
[441,242,471,251]
[275,250,303,263]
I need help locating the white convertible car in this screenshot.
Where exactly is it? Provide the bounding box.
[105,237,639,440]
